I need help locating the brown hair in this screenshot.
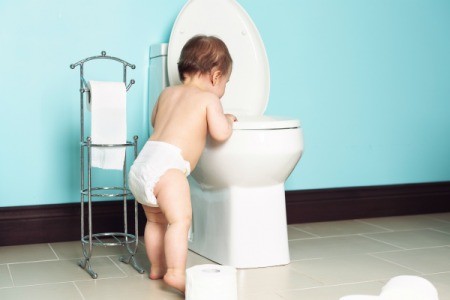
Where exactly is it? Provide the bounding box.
[177,35,232,82]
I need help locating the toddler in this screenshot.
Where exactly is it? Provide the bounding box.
[128,35,236,293]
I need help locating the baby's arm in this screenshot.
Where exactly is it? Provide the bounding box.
[206,96,235,142]
[225,114,238,122]
[151,99,159,128]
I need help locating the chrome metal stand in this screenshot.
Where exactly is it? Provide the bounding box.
[70,52,144,279]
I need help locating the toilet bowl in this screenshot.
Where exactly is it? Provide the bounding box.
[188,117,303,268]
[148,0,304,268]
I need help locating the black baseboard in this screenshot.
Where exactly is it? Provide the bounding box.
[0,201,147,247]
[286,181,450,223]
[1,181,449,246]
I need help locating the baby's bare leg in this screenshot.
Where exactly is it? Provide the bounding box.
[142,206,168,280]
[154,169,191,293]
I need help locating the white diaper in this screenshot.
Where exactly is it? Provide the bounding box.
[128,141,191,207]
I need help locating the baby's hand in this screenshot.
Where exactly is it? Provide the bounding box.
[225,114,238,122]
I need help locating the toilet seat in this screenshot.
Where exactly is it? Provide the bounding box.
[167,0,270,116]
[233,116,300,130]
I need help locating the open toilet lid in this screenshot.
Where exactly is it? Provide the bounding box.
[233,116,300,130]
[168,0,270,116]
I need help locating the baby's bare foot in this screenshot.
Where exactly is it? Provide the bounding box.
[164,272,186,293]
[149,267,166,280]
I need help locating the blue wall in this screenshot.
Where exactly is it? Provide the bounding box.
[1,0,449,207]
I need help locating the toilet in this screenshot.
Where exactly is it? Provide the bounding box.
[148,0,304,268]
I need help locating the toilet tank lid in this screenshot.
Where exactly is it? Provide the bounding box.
[149,43,168,58]
[233,116,300,130]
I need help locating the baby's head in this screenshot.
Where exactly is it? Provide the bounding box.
[178,35,232,82]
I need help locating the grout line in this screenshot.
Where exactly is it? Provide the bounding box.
[288,230,434,242]
[392,245,450,251]
[423,270,450,276]
[48,243,60,260]
[289,257,324,263]
[7,280,95,289]
[6,264,15,287]
[362,249,406,255]
[277,279,384,292]
[368,253,423,274]
[429,227,450,236]
[72,281,86,300]
[423,213,450,224]
[288,234,369,241]
[359,234,406,250]
[287,236,331,242]
[354,219,394,232]
[107,256,128,277]
[6,258,63,266]
[289,225,321,238]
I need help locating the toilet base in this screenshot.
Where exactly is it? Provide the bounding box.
[188,178,290,268]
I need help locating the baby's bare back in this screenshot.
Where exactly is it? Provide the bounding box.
[149,86,210,170]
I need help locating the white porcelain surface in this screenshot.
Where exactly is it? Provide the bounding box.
[232,115,300,130]
[168,0,270,116]
[187,126,302,268]
[189,180,291,268]
[192,128,303,189]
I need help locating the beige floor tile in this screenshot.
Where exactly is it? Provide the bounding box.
[237,264,321,294]
[427,212,450,223]
[75,275,183,300]
[238,290,285,300]
[289,235,400,260]
[372,246,450,274]
[288,225,317,240]
[287,226,316,240]
[3,213,450,300]
[186,250,218,268]
[290,254,419,285]
[0,265,13,288]
[107,252,150,277]
[112,250,217,277]
[364,229,450,249]
[434,226,450,235]
[424,272,450,300]
[292,220,388,237]
[9,257,125,286]
[0,282,82,300]
[359,214,450,231]
[277,281,384,300]
[49,241,85,259]
[0,244,57,264]
[50,239,144,260]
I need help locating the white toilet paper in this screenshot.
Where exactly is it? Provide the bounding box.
[339,275,439,300]
[340,296,379,300]
[88,80,127,170]
[380,276,439,300]
[186,264,237,300]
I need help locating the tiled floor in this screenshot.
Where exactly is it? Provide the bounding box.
[1,213,450,299]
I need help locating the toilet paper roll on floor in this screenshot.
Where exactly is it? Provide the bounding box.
[186,264,237,300]
[340,275,439,300]
[88,81,127,170]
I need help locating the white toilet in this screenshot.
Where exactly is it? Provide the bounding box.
[148,0,304,268]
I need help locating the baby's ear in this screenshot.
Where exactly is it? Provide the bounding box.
[211,70,222,86]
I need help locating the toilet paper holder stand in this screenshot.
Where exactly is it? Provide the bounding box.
[70,51,145,279]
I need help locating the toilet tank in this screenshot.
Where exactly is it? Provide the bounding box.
[148,43,169,135]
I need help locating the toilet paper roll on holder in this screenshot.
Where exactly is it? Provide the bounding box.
[70,51,143,279]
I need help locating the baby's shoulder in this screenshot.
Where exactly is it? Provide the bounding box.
[161,85,219,108]
[180,85,219,103]
[195,90,219,104]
